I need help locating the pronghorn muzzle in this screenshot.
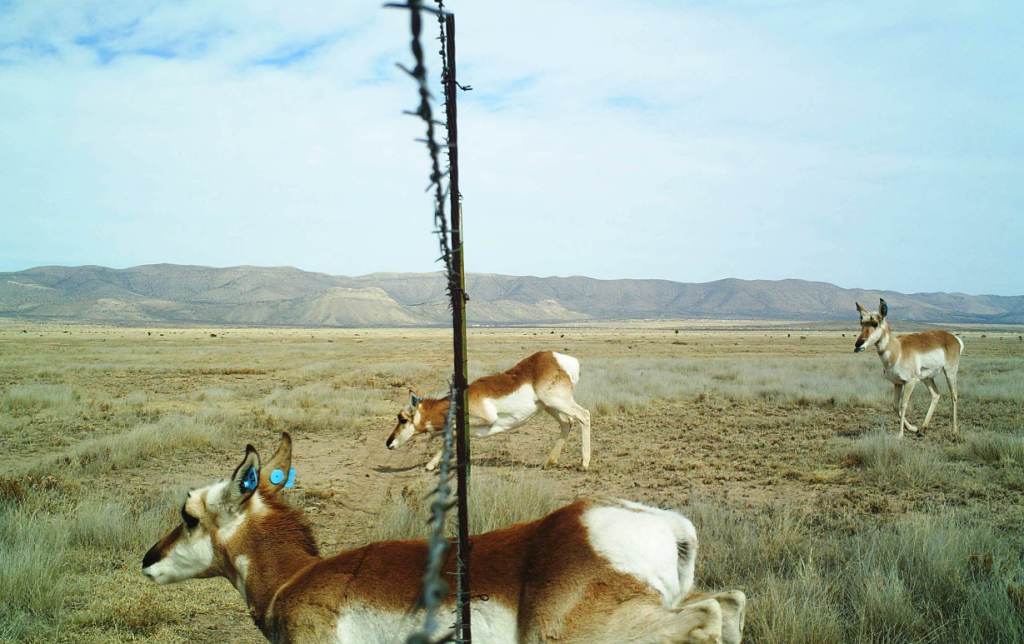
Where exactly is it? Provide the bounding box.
[854,338,865,352]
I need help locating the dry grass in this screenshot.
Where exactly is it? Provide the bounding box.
[961,431,1024,466]
[369,471,563,542]
[1,384,77,415]
[24,411,245,478]
[841,431,949,488]
[688,501,1024,643]
[0,323,1020,642]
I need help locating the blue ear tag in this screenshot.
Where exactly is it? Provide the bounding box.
[284,467,296,489]
[269,468,285,485]
[241,466,258,492]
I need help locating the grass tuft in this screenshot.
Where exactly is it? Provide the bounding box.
[369,471,562,542]
[961,431,1024,466]
[1,383,77,415]
[841,431,947,488]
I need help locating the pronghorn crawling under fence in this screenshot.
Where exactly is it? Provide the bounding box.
[142,433,745,643]
[387,350,592,470]
[855,299,963,437]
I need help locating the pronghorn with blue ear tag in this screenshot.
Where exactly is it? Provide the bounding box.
[855,298,963,437]
[142,432,746,643]
[387,350,592,470]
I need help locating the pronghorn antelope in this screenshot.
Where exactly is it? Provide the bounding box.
[142,433,746,643]
[386,350,592,471]
[855,299,963,437]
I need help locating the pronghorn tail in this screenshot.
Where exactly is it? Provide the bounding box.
[552,352,581,386]
[956,334,964,355]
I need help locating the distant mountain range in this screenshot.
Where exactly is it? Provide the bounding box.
[1,264,1021,326]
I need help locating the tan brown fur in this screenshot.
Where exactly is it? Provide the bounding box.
[144,435,733,643]
[389,350,592,470]
[855,299,962,436]
[897,329,962,361]
[404,351,576,426]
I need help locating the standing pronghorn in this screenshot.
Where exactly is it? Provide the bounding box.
[854,299,963,437]
[386,351,592,471]
[142,432,746,643]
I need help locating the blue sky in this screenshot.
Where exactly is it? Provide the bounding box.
[1,1,1021,295]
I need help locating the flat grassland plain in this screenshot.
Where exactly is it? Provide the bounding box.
[1,320,1022,643]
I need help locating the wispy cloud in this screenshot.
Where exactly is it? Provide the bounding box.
[249,31,349,68]
[0,0,1021,295]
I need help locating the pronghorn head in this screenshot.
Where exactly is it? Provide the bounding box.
[854,298,889,352]
[385,390,428,450]
[142,433,298,585]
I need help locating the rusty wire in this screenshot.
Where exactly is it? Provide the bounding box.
[386,0,463,642]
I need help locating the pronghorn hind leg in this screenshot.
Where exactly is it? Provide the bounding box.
[944,366,960,434]
[543,408,572,467]
[921,377,941,431]
[539,395,592,470]
[557,597,723,644]
[677,591,747,644]
[578,404,591,470]
[899,379,918,438]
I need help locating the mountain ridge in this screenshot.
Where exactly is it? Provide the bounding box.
[1,264,1022,326]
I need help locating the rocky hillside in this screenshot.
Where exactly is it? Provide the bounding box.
[1,264,1021,325]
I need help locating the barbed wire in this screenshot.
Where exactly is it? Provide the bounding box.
[385,0,463,642]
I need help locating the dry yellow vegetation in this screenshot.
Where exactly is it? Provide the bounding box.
[1,321,1022,642]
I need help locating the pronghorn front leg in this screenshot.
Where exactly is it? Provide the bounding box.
[921,377,942,431]
[425,448,443,471]
[944,366,960,435]
[898,379,918,437]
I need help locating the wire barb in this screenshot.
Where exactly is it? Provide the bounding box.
[389,0,466,642]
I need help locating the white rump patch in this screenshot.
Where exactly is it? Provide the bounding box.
[552,352,580,386]
[582,500,697,606]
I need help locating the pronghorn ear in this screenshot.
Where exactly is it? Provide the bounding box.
[409,390,422,407]
[855,301,866,314]
[261,432,294,493]
[879,298,888,318]
[229,445,261,503]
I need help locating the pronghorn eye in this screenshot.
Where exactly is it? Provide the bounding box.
[397,414,406,424]
[181,505,199,529]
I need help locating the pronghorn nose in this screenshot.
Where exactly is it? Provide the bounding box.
[386,437,395,449]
